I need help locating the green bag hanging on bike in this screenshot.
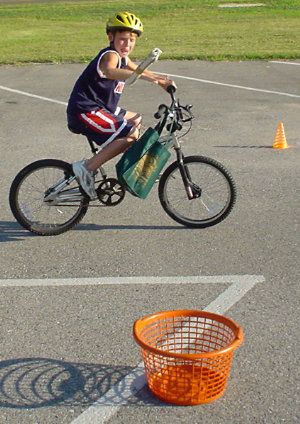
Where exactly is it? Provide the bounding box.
[116,127,171,199]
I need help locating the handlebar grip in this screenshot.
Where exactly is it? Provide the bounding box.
[154,104,168,119]
[167,84,176,94]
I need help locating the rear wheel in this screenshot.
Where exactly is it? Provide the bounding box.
[158,156,236,228]
[9,159,89,236]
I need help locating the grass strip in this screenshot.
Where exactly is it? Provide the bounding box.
[0,0,299,64]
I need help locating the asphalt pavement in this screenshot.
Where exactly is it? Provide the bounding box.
[0,60,299,424]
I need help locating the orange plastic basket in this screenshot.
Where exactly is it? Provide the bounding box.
[133,310,243,405]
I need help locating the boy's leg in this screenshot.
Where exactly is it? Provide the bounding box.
[85,126,139,172]
[71,108,140,198]
[72,128,139,199]
[124,111,142,128]
[85,109,141,171]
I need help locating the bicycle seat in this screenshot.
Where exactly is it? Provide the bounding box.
[68,125,99,153]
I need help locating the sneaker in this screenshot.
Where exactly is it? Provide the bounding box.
[72,160,97,199]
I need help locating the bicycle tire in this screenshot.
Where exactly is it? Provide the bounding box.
[158,155,236,228]
[9,159,89,236]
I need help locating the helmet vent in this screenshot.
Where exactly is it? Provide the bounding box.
[116,14,124,23]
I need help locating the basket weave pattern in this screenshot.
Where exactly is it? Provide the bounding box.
[134,310,243,405]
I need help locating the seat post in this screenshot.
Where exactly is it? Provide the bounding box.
[87,136,99,155]
[86,136,107,179]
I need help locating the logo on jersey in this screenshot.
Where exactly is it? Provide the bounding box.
[114,81,125,94]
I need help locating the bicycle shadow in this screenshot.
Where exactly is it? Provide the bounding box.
[0,357,165,409]
[76,223,185,231]
[0,220,186,242]
[0,221,36,242]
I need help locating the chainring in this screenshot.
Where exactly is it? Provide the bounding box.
[96,178,126,206]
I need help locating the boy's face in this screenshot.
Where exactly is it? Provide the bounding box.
[108,31,137,58]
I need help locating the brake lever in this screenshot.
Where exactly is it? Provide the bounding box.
[184,104,194,120]
[177,103,194,122]
[186,104,193,113]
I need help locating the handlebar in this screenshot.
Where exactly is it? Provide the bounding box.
[167,85,176,95]
[153,88,194,136]
[154,104,168,119]
[167,84,176,104]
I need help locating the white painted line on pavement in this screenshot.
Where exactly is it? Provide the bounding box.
[155,72,300,99]
[202,279,260,314]
[67,274,265,424]
[0,85,67,106]
[270,61,300,66]
[0,274,265,288]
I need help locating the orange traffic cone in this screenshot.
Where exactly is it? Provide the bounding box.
[273,122,289,149]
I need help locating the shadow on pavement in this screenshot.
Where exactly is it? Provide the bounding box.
[0,221,36,242]
[0,357,166,409]
[0,220,185,242]
[214,145,273,149]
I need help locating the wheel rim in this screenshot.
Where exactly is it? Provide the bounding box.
[162,161,233,225]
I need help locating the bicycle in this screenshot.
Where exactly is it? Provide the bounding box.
[9,56,236,236]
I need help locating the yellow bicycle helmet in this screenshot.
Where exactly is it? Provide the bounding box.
[106,12,144,36]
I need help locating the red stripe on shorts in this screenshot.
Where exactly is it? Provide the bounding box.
[79,109,120,135]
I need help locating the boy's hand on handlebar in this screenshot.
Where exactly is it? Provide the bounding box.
[157,76,177,91]
[140,69,176,91]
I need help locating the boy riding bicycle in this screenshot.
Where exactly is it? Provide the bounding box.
[67,11,176,199]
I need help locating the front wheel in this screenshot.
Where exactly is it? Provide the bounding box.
[9,159,89,236]
[158,156,236,228]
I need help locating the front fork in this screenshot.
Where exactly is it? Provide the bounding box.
[175,148,201,200]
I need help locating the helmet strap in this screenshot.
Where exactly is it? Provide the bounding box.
[107,32,115,47]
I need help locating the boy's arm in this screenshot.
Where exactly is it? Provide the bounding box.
[99,53,176,91]
[127,58,176,91]
[99,52,135,80]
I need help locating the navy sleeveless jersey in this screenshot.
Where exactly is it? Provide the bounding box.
[67,47,127,115]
